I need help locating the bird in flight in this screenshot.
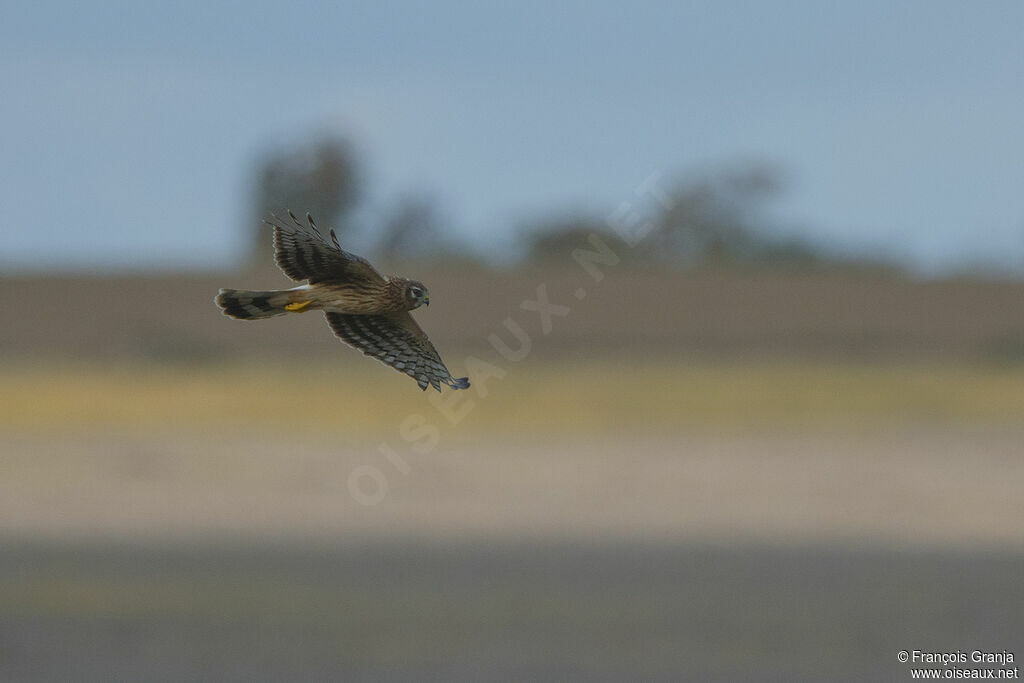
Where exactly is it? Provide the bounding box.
[215,211,469,391]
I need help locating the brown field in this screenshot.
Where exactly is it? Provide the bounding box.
[4,267,1024,361]
[1,268,1022,681]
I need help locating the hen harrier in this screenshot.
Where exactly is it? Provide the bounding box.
[215,211,469,392]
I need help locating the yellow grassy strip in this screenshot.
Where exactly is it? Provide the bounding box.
[1,360,1022,436]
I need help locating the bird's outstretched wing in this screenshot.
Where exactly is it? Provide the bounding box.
[324,311,470,391]
[266,211,384,284]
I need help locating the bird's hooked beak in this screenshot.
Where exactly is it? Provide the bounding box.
[423,294,430,306]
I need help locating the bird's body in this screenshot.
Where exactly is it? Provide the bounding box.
[218,278,418,319]
[215,211,469,391]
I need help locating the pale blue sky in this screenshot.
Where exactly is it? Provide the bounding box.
[2,1,1023,273]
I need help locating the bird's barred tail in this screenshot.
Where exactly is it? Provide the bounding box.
[215,289,295,320]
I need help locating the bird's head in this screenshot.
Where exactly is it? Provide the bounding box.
[402,279,430,309]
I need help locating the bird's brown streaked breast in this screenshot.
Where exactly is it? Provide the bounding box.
[311,280,407,314]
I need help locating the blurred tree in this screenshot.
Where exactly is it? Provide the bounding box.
[373,193,482,267]
[376,194,445,262]
[525,216,617,263]
[645,163,784,265]
[523,164,785,266]
[521,162,870,271]
[649,164,899,272]
[248,137,360,265]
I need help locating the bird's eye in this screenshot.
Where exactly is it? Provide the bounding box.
[410,286,422,297]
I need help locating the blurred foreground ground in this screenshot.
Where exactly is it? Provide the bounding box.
[1,359,1023,681]
[2,361,1024,548]
[1,270,1022,680]
[2,539,1020,682]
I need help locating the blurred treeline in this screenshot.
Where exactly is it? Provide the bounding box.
[248,136,898,273]
[6,135,1022,365]
[248,137,469,268]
